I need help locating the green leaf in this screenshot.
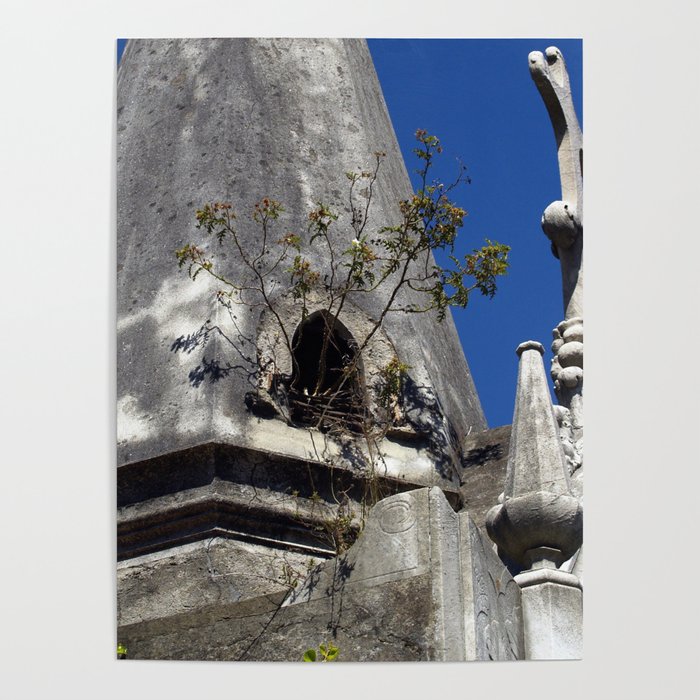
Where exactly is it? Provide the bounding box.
[303,649,316,662]
[325,646,339,661]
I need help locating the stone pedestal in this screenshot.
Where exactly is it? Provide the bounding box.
[515,567,582,659]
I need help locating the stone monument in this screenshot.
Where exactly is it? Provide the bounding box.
[117,38,583,661]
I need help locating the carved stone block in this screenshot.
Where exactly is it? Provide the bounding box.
[118,487,523,661]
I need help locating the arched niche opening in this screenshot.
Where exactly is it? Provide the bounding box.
[288,311,365,431]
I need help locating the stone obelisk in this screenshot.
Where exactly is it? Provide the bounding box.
[117,39,487,626]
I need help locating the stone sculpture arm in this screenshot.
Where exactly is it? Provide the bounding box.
[529,47,583,320]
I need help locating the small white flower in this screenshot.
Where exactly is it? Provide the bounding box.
[351,238,360,248]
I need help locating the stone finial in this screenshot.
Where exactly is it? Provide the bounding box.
[529,46,583,321]
[486,341,582,570]
[515,340,544,357]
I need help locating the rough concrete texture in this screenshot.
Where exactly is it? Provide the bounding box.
[117,487,523,661]
[283,487,467,660]
[460,424,510,529]
[117,440,465,612]
[459,512,524,660]
[118,440,461,538]
[117,38,486,477]
[515,569,582,659]
[482,341,583,660]
[118,538,317,627]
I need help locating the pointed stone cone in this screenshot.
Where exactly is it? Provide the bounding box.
[117,38,486,471]
[486,341,582,569]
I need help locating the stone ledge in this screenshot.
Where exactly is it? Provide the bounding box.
[118,487,523,661]
[118,441,463,560]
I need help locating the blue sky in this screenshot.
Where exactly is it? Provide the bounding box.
[117,38,582,428]
[367,39,582,427]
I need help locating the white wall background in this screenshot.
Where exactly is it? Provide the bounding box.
[0,1,697,698]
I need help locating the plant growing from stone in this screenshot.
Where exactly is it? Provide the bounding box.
[175,130,510,553]
[303,641,339,662]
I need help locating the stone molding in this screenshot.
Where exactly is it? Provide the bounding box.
[117,441,462,561]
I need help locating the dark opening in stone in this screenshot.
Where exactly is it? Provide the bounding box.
[288,311,365,431]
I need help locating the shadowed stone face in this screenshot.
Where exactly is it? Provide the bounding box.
[118,488,524,661]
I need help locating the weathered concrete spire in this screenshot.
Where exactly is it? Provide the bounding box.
[117,39,486,472]
[486,341,582,569]
[529,46,583,457]
[486,341,582,658]
[117,39,488,631]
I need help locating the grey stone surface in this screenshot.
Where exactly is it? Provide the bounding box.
[484,340,583,659]
[116,39,492,639]
[460,512,524,660]
[117,538,316,627]
[459,424,510,529]
[117,38,486,477]
[486,342,582,571]
[529,46,583,322]
[117,487,523,661]
[526,46,584,601]
[284,487,468,660]
[567,543,584,583]
[531,47,584,481]
[551,316,583,433]
[515,568,582,659]
[114,39,584,665]
[119,580,434,662]
[117,441,464,610]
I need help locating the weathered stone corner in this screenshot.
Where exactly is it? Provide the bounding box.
[118,487,524,661]
[529,45,583,322]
